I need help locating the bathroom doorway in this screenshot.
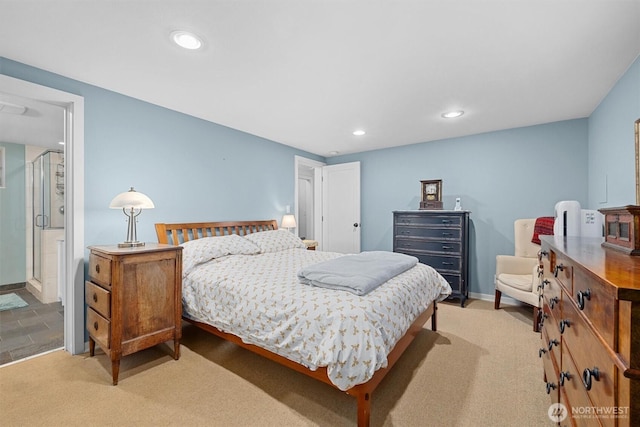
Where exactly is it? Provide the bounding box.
[0,74,85,359]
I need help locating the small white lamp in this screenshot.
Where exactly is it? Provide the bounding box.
[281,214,297,232]
[109,187,155,247]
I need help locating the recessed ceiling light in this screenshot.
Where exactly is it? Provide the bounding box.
[352,130,366,136]
[329,151,339,155]
[441,110,464,119]
[58,141,65,145]
[170,30,203,50]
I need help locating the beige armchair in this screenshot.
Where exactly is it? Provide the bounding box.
[494,218,542,332]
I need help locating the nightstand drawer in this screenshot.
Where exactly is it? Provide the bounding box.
[87,308,110,349]
[89,253,112,288]
[85,281,111,319]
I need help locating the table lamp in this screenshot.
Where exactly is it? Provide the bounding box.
[281,214,297,232]
[109,187,155,247]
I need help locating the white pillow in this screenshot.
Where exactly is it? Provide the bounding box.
[180,234,261,275]
[244,229,307,253]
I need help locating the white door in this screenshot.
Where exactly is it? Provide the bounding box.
[322,162,361,253]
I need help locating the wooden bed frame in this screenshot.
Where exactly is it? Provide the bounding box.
[155,219,438,427]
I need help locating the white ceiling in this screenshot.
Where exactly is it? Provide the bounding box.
[1,1,639,156]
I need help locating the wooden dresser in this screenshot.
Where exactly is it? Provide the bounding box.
[393,210,470,306]
[86,244,183,385]
[539,235,640,426]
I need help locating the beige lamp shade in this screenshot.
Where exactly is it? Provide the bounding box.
[281,214,297,229]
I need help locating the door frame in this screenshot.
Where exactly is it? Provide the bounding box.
[294,155,325,249]
[0,75,85,355]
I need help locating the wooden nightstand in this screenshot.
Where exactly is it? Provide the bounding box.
[302,239,318,250]
[86,244,182,385]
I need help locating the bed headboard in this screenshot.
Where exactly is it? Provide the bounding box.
[155,220,278,245]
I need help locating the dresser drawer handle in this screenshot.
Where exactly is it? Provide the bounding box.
[582,367,600,391]
[95,264,100,274]
[93,293,98,303]
[538,348,547,358]
[559,371,572,386]
[550,296,559,309]
[545,382,557,394]
[538,313,548,330]
[548,339,559,351]
[559,319,571,334]
[539,279,551,292]
[93,321,99,331]
[441,220,451,224]
[554,264,565,277]
[538,250,549,261]
[441,245,451,250]
[442,262,454,266]
[577,289,591,310]
[442,232,452,236]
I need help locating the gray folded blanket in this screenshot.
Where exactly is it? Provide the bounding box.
[297,251,418,296]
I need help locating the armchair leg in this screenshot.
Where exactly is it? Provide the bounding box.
[494,289,502,309]
[533,306,541,332]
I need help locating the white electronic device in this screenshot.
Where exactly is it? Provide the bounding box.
[553,200,603,238]
[454,197,462,211]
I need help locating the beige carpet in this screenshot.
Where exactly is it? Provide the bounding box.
[0,300,551,426]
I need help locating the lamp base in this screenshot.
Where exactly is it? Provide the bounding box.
[118,241,146,248]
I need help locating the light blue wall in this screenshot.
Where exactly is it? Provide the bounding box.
[0,58,324,254]
[588,56,640,208]
[329,120,589,296]
[2,55,638,299]
[0,142,26,285]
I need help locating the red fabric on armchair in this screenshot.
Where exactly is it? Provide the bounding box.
[531,217,554,245]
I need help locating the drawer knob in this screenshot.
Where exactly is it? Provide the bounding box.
[550,296,559,309]
[538,348,547,358]
[545,382,557,394]
[538,313,548,330]
[577,289,591,310]
[582,367,600,391]
[538,250,549,261]
[93,321,99,331]
[559,371,572,386]
[93,293,98,303]
[554,264,565,277]
[559,319,571,334]
[548,339,559,351]
[540,279,551,290]
[95,264,100,274]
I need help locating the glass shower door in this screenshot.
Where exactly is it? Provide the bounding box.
[32,150,63,282]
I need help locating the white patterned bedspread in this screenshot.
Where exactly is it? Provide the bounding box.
[183,248,451,390]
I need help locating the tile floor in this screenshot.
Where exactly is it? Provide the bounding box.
[0,284,64,365]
